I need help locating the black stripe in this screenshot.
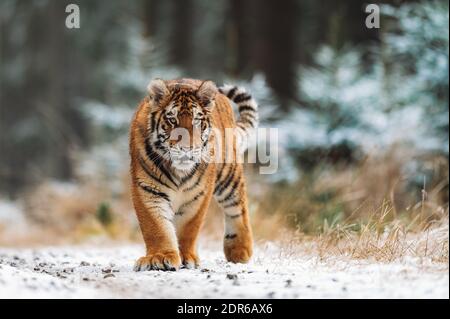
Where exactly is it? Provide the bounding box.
[238,118,255,128]
[223,200,240,208]
[155,111,164,132]
[150,111,163,133]
[138,182,170,202]
[227,87,237,99]
[233,93,251,103]
[154,139,166,151]
[145,140,178,187]
[184,164,207,192]
[179,163,200,186]
[218,176,241,203]
[225,234,237,239]
[215,169,234,195]
[226,213,242,219]
[238,105,256,113]
[240,112,257,122]
[241,111,257,119]
[214,165,231,194]
[150,112,157,131]
[146,205,165,211]
[190,190,205,203]
[178,190,205,212]
[157,133,168,142]
[216,167,236,196]
[138,156,172,189]
[206,118,211,134]
[214,165,226,193]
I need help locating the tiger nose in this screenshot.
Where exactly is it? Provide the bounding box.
[178,134,193,149]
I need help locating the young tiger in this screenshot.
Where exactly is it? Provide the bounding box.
[129,78,258,271]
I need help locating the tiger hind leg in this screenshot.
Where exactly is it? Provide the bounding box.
[214,165,253,263]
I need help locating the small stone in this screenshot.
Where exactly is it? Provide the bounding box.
[56,272,67,279]
[80,261,90,267]
[285,279,293,287]
[103,274,115,279]
[226,274,238,280]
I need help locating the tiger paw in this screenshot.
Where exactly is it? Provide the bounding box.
[133,251,181,271]
[224,242,253,264]
[180,251,200,269]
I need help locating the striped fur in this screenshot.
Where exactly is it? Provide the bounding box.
[130,78,256,271]
[218,84,259,152]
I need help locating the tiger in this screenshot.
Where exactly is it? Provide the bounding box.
[129,78,258,271]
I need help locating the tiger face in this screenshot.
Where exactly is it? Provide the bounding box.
[147,79,217,171]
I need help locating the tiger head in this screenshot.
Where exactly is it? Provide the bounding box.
[146,79,217,171]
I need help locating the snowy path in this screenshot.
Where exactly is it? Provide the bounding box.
[0,242,448,299]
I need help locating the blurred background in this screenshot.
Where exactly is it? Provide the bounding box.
[0,0,448,247]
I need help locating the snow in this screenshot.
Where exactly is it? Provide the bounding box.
[0,242,447,299]
[0,200,27,233]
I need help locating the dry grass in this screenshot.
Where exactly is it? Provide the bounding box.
[312,205,448,264]
[248,149,448,233]
[18,172,140,243]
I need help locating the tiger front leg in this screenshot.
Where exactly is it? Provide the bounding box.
[132,187,181,271]
[175,189,213,269]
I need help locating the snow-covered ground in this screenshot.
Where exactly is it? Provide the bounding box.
[0,242,447,299]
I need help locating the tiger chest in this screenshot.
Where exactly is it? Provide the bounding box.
[170,189,205,222]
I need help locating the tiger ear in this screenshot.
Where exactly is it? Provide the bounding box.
[196,80,217,111]
[147,78,169,106]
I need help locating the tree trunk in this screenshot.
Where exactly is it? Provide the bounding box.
[169,0,193,71]
[255,0,299,109]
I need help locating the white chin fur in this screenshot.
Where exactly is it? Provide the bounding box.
[171,160,196,171]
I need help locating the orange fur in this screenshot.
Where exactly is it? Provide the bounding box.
[129,79,254,271]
